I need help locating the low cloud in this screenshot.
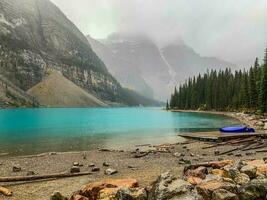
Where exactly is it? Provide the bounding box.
[51,0,267,65]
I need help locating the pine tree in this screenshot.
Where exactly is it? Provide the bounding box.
[259,48,267,112]
[166,100,170,110]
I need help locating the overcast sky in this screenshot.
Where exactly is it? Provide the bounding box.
[51,0,267,66]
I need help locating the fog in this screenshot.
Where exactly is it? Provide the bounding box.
[51,0,267,66]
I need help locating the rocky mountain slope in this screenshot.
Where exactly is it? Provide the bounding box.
[28,70,108,107]
[0,0,157,107]
[89,33,236,100]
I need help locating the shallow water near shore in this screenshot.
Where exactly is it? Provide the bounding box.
[0,107,240,156]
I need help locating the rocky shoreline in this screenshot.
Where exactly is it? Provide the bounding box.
[171,109,267,131]
[0,133,267,199]
[64,159,267,200]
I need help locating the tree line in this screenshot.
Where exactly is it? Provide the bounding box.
[167,48,267,113]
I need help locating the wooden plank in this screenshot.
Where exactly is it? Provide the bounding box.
[0,172,91,183]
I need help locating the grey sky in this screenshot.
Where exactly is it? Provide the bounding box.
[51,0,267,66]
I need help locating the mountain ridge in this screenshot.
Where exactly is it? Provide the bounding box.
[0,0,159,107]
[88,33,236,100]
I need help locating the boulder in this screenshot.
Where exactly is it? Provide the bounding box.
[238,179,267,200]
[76,179,138,200]
[256,164,267,176]
[212,189,238,200]
[73,162,79,167]
[203,174,223,183]
[245,160,265,168]
[226,168,240,180]
[196,180,237,200]
[115,187,147,200]
[186,176,203,185]
[240,165,257,179]
[184,166,207,179]
[211,169,228,178]
[234,173,250,185]
[148,171,198,200]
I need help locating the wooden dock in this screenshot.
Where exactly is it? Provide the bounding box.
[178,131,267,142]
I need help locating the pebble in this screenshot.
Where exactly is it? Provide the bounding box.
[73,162,79,167]
[92,167,100,172]
[103,162,110,167]
[70,166,80,173]
[89,163,95,167]
[214,150,220,155]
[105,168,118,175]
[13,165,21,172]
[26,171,35,176]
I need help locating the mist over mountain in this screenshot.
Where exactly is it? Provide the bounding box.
[0,0,159,107]
[88,33,236,100]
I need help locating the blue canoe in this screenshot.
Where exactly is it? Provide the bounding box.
[220,126,255,133]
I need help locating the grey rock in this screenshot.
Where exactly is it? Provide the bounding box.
[234,173,250,185]
[148,171,199,200]
[50,191,68,200]
[226,167,240,180]
[105,168,118,175]
[88,163,95,167]
[13,165,21,172]
[70,166,80,173]
[26,171,35,176]
[116,187,147,200]
[91,167,100,172]
[240,165,257,179]
[212,189,238,200]
[238,179,267,200]
[103,162,110,167]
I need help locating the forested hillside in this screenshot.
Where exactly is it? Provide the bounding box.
[168,48,267,113]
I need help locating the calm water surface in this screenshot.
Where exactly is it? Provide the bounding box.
[0,107,240,156]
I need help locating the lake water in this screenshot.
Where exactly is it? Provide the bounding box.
[0,108,240,156]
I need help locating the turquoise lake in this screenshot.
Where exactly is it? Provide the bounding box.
[0,108,240,156]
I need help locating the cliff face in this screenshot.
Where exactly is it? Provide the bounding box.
[0,0,127,105]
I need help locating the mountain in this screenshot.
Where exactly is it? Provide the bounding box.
[88,33,172,100]
[87,35,154,99]
[28,70,108,107]
[88,33,236,100]
[0,0,157,107]
[161,44,236,83]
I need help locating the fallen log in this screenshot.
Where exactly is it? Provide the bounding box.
[242,142,267,151]
[0,172,91,183]
[202,137,256,149]
[218,147,239,155]
[256,149,267,153]
[0,186,12,196]
[134,152,150,158]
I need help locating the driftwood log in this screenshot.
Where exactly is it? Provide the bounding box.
[0,172,91,183]
[0,186,12,196]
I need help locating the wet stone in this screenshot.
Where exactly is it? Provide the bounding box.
[70,166,80,173]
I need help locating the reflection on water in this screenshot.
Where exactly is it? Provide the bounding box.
[0,108,239,156]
